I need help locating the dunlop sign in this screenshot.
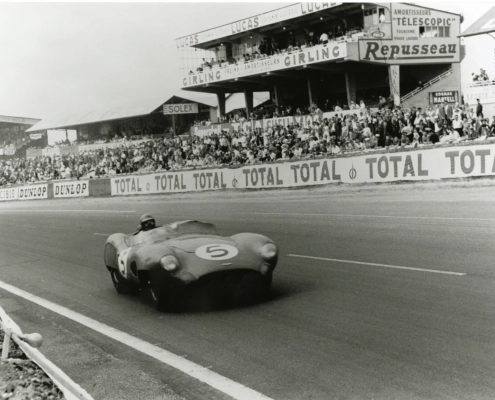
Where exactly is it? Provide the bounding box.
[163,103,198,115]
[19,184,48,200]
[53,180,89,198]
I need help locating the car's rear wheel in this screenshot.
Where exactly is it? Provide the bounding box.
[110,269,138,295]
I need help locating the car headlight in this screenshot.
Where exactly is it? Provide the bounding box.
[160,255,180,272]
[260,243,277,260]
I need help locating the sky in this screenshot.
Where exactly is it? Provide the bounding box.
[0,1,494,120]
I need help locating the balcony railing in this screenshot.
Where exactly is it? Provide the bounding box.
[401,68,453,103]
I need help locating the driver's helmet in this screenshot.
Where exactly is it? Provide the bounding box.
[140,214,156,231]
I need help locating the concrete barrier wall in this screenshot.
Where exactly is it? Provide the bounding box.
[2,141,495,202]
[89,178,111,197]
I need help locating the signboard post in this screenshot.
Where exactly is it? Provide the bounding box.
[163,103,199,137]
[388,65,400,106]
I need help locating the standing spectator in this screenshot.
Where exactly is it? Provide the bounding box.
[452,114,463,137]
[438,103,447,125]
[476,99,483,118]
[444,100,454,127]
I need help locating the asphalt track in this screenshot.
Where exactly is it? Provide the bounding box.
[0,182,494,400]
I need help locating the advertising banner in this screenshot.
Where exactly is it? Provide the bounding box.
[183,43,347,88]
[29,133,43,140]
[192,109,375,137]
[163,103,199,115]
[42,147,61,157]
[429,91,459,104]
[110,143,495,195]
[26,149,43,159]
[111,170,230,196]
[0,187,18,201]
[53,180,90,198]
[359,39,460,64]
[78,139,152,153]
[18,184,48,200]
[391,3,461,41]
[0,115,40,125]
[3,146,16,156]
[176,3,341,48]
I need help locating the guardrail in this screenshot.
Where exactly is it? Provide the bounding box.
[465,80,495,88]
[401,69,453,103]
[0,305,94,400]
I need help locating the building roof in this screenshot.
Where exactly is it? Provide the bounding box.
[225,92,270,114]
[26,94,218,133]
[0,115,41,126]
[460,6,495,38]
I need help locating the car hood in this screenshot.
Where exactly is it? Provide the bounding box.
[167,235,236,253]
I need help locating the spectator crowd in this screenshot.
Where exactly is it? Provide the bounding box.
[1,100,494,187]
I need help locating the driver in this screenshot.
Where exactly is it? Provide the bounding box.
[139,214,156,232]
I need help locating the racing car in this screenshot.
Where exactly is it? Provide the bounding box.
[104,216,278,311]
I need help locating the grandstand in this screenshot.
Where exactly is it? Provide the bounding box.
[177,2,464,117]
[0,115,42,158]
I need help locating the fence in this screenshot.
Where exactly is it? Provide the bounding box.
[0,304,94,400]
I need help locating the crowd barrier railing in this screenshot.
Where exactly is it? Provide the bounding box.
[2,139,495,201]
[192,109,378,137]
[0,304,94,400]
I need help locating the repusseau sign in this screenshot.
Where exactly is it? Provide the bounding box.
[359,39,460,64]
[360,3,461,64]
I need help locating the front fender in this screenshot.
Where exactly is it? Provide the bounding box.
[104,233,128,269]
[129,242,176,272]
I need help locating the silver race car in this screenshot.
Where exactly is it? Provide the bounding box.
[104,215,278,311]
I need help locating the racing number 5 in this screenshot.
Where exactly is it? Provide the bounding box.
[206,244,229,258]
[195,244,238,260]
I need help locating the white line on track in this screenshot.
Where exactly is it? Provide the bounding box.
[0,210,136,213]
[288,254,466,276]
[247,212,495,222]
[93,233,110,236]
[0,281,272,400]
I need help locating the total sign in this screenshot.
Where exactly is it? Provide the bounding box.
[163,103,199,115]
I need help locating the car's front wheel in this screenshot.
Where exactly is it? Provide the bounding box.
[232,271,266,306]
[110,268,138,295]
[146,281,183,312]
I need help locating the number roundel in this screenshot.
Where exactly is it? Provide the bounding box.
[195,244,239,260]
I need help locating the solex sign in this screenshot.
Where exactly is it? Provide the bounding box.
[163,103,199,115]
[359,39,460,64]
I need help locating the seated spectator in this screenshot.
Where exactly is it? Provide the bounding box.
[480,68,490,81]
[319,31,329,45]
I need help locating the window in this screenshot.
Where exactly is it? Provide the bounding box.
[419,25,450,38]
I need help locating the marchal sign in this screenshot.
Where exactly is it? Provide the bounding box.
[163,103,199,115]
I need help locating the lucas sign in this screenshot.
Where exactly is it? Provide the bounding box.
[163,103,198,115]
